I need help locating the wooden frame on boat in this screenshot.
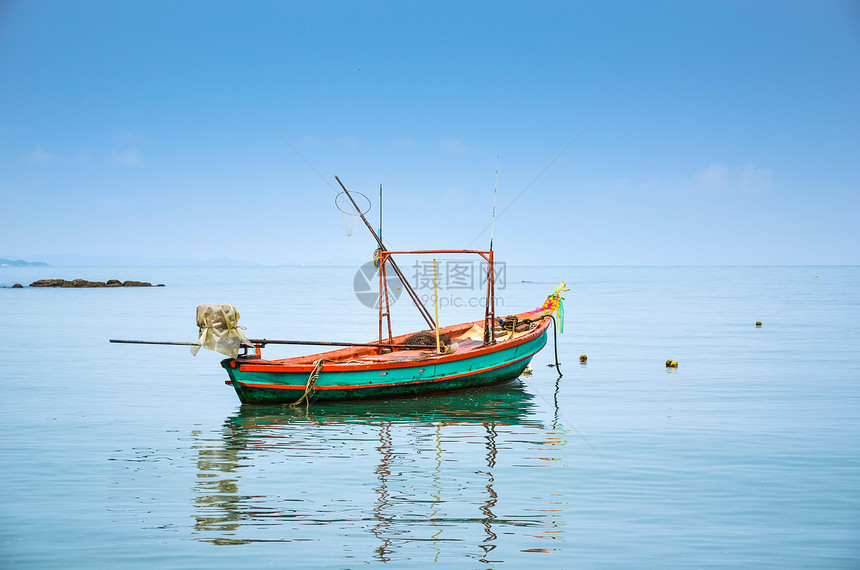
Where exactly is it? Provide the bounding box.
[375,248,496,349]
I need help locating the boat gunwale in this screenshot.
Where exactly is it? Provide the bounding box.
[227,312,551,373]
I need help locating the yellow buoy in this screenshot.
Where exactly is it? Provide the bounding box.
[756,321,762,327]
[666,360,678,368]
[579,354,587,363]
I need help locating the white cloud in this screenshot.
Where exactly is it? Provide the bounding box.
[72,151,91,163]
[109,148,141,167]
[689,163,773,195]
[28,138,141,167]
[694,163,728,187]
[28,145,58,163]
[440,138,471,154]
[389,138,419,150]
[114,130,147,145]
[299,134,322,146]
[594,163,775,201]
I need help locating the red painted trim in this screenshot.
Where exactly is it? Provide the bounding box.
[235,353,535,392]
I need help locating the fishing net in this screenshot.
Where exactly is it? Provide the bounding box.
[191,303,253,358]
[403,330,452,350]
[340,211,357,236]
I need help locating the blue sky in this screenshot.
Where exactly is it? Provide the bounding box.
[1,1,858,265]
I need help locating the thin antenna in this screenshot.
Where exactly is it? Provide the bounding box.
[379,184,383,242]
[490,156,499,252]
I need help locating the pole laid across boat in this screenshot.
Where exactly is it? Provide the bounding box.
[109,339,441,351]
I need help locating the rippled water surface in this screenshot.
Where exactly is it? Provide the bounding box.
[1,266,858,567]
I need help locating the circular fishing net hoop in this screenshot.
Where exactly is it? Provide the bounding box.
[335,191,371,237]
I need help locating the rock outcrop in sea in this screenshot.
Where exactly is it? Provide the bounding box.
[28,279,164,288]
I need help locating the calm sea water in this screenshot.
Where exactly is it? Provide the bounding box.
[1,265,858,568]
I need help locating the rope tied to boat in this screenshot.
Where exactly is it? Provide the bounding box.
[499,315,519,340]
[289,359,327,408]
[545,314,562,376]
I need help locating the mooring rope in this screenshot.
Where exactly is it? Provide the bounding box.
[545,314,562,377]
[289,359,327,408]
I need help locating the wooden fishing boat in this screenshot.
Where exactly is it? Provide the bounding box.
[221,174,566,405]
[222,309,555,404]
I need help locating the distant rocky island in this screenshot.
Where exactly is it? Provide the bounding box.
[25,279,164,288]
[0,258,48,267]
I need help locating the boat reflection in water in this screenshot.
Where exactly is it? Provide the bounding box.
[192,379,568,562]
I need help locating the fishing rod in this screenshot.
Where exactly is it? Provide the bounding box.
[255,114,434,330]
[490,156,498,251]
[109,338,442,351]
[483,157,499,345]
[257,111,337,193]
[467,112,602,247]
